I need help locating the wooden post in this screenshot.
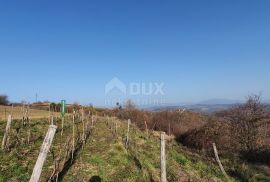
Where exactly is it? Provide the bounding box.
[87,110,91,129]
[22,107,25,125]
[4,108,6,121]
[114,121,117,134]
[72,110,75,160]
[27,104,30,125]
[160,132,166,182]
[30,125,57,182]
[144,120,148,137]
[168,122,171,144]
[21,105,24,125]
[11,104,14,116]
[48,103,51,124]
[51,116,54,125]
[82,108,85,143]
[212,143,228,178]
[1,114,12,150]
[106,116,109,127]
[91,115,94,128]
[125,119,131,149]
[27,106,31,144]
[61,116,64,136]
[88,110,91,120]
[27,122,31,144]
[168,122,171,137]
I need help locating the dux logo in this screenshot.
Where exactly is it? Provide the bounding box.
[105,77,127,95]
[105,77,164,96]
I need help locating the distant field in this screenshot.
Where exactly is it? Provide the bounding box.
[0,105,59,120]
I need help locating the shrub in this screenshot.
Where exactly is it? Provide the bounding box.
[0,95,9,105]
[181,95,270,164]
[116,100,205,138]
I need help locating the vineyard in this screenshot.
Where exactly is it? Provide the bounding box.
[0,106,232,182]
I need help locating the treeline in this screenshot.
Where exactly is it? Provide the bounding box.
[0,95,9,105]
[104,95,270,166]
[116,108,205,138]
[182,95,270,164]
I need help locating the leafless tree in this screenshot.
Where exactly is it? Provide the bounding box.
[0,95,9,105]
[125,99,136,110]
[228,95,269,152]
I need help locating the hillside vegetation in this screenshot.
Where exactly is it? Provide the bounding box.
[0,95,269,181]
[0,115,229,181]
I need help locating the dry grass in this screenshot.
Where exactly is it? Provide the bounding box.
[0,105,59,120]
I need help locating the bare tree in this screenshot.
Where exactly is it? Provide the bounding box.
[0,95,9,105]
[228,95,269,152]
[125,99,136,110]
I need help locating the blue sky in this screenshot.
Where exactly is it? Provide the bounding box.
[0,0,270,106]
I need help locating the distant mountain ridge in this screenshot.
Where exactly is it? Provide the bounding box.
[147,98,270,113]
[265,99,270,103]
[198,98,243,105]
[150,104,236,113]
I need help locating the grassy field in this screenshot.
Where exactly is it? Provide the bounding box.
[0,114,234,182]
[0,105,59,120]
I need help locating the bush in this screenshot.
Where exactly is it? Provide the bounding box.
[0,95,9,105]
[181,95,270,164]
[116,100,205,138]
[220,95,269,153]
[180,117,232,152]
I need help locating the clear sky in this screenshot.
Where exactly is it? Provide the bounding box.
[0,0,270,106]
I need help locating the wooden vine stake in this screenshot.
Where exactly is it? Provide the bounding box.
[72,110,75,161]
[51,116,54,125]
[48,103,51,124]
[22,104,25,125]
[212,143,228,178]
[144,120,148,137]
[91,115,94,128]
[125,119,131,149]
[21,104,24,116]
[160,132,167,182]
[11,104,14,116]
[81,108,85,144]
[61,116,64,136]
[4,108,7,121]
[87,111,91,128]
[27,105,31,144]
[1,114,12,150]
[22,103,29,126]
[106,116,109,127]
[30,125,57,182]
[168,121,171,145]
[114,121,117,134]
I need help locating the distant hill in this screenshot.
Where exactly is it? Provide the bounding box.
[148,98,270,113]
[198,98,243,105]
[149,98,242,113]
[151,104,236,113]
[264,99,270,104]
